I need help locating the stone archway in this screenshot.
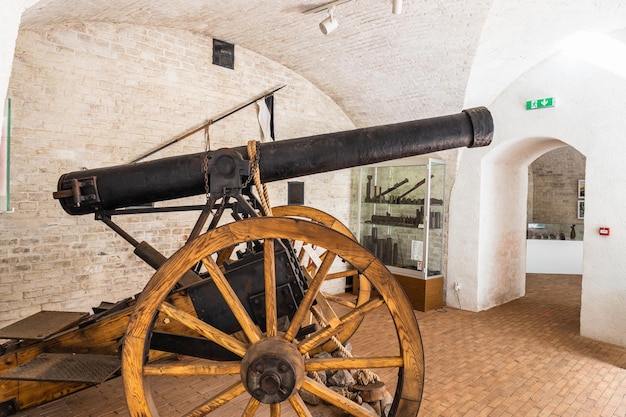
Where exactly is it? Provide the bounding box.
[478,137,574,307]
[447,136,574,311]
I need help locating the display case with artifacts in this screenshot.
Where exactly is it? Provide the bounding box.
[354,159,446,310]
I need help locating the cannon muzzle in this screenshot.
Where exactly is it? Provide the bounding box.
[54,107,493,215]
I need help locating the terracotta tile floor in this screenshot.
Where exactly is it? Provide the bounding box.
[12,274,626,416]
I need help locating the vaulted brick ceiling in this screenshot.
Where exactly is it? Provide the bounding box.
[19,0,626,127]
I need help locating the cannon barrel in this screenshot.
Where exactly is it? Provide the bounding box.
[55,107,493,215]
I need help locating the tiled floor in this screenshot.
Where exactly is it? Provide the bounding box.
[416,274,626,417]
[12,274,626,416]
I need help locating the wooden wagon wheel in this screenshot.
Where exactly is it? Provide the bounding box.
[123,217,424,417]
[271,205,371,351]
[271,205,355,238]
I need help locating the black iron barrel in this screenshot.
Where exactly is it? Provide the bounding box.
[54,107,493,215]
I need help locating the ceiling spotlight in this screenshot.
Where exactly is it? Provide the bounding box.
[392,0,403,14]
[319,7,339,35]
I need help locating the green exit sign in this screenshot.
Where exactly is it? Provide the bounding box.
[526,97,555,110]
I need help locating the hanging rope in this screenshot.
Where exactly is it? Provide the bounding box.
[310,307,380,386]
[247,140,272,216]
[304,352,326,385]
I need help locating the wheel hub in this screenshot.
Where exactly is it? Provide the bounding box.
[241,337,304,404]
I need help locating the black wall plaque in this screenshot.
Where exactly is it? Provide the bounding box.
[212,39,234,69]
[288,182,304,205]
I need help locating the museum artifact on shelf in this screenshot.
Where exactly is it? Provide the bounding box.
[354,159,446,311]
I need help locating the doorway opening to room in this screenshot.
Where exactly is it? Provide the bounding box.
[525,145,585,333]
[526,146,586,275]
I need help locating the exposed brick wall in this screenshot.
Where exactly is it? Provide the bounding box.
[0,22,355,328]
[528,146,585,239]
[0,0,23,124]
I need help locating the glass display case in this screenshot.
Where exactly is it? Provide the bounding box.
[355,159,446,279]
[526,222,584,241]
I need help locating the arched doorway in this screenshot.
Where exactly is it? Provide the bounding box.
[526,146,586,274]
[524,145,586,338]
[447,136,582,311]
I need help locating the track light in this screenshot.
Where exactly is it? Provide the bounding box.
[319,7,339,35]
[305,0,398,34]
[392,0,402,14]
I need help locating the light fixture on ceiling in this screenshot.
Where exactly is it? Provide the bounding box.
[392,0,403,14]
[303,0,351,35]
[319,7,339,35]
[303,0,399,35]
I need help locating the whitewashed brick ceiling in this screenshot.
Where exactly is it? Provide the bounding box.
[19,0,626,127]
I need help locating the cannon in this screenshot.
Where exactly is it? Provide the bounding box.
[0,107,493,417]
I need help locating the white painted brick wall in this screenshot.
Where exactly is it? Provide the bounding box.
[0,22,355,328]
[0,1,26,137]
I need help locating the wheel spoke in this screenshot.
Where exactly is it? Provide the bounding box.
[305,355,403,372]
[324,269,359,281]
[143,360,240,377]
[321,292,357,309]
[305,249,327,276]
[355,275,373,306]
[285,251,337,341]
[298,297,384,353]
[241,397,260,417]
[201,256,262,343]
[301,377,379,417]
[183,381,247,417]
[313,291,341,328]
[270,403,280,417]
[288,393,314,417]
[296,243,306,263]
[158,301,248,357]
[215,245,236,266]
[264,238,278,337]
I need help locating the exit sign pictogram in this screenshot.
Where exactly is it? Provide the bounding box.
[526,97,555,110]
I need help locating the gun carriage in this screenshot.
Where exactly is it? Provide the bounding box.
[0,107,493,417]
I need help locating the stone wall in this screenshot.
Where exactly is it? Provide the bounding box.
[529,146,586,224]
[0,22,354,328]
[0,0,24,129]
